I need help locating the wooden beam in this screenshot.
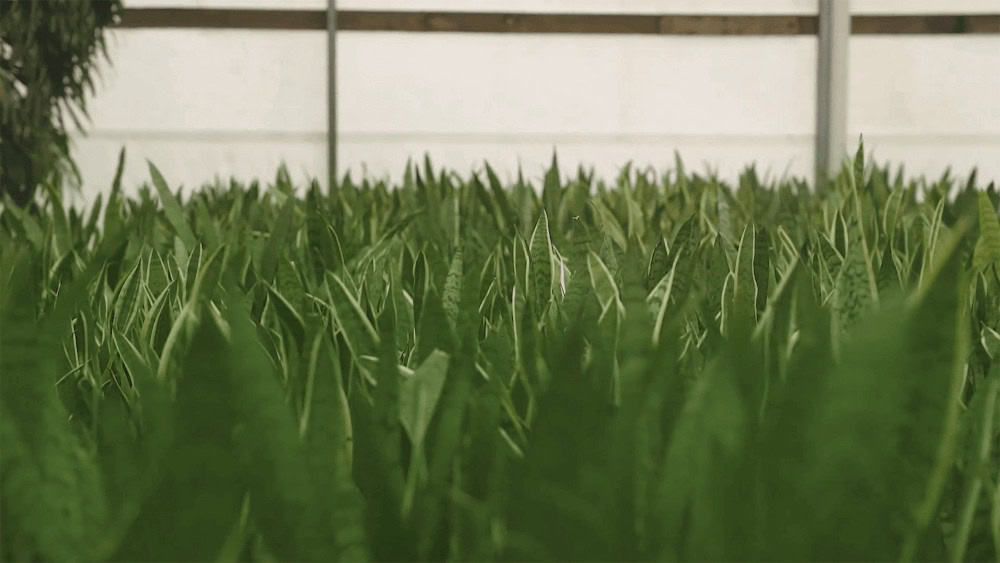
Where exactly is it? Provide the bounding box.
[852,14,1000,34]
[337,12,818,35]
[118,8,324,30]
[118,9,1000,35]
[655,15,816,35]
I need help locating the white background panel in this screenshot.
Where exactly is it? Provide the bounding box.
[848,35,1000,181]
[76,29,817,196]
[338,34,816,136]
[72,4,1000,200]
[91,30,327,132]
[850,37,1000,134]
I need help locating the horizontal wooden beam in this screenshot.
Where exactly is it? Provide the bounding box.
[119,8,323,30]
[337,13,819,35]
[852,14,1000,34]
[117,8,1000,35]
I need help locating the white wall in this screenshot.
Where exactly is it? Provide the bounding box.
[849,36,1000,182]
[70,1,1000,198]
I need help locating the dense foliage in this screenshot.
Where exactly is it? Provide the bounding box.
[2,149,999,561]
[0,0,122,207]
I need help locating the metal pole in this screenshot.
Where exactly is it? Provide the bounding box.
[327,0,337,190]
[815,0,849,192]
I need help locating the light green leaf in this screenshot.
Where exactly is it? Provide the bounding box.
[973,191,1000,274]
[442,247,463,329]
[147,161,197,252]
[398,349,450,451]
[529,211,553,315]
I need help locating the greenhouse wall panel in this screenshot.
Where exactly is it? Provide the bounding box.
[69,1,999,199]
[74,30,816,195]
[849,35,1000,180]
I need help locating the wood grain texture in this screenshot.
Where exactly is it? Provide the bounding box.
[118,9,1000,35]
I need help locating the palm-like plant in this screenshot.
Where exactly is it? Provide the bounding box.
[0,0,122,207]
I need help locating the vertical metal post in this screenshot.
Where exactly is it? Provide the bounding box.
[815,0,849,191]
[327,0,337,190]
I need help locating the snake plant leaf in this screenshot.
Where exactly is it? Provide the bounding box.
[529,211,553,316]
[398,349,449,452]
[973,191,1000,274]
[148,161,196,252]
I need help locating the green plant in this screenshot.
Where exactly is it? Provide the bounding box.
[0,0,122,208]
[1,151,999,561]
